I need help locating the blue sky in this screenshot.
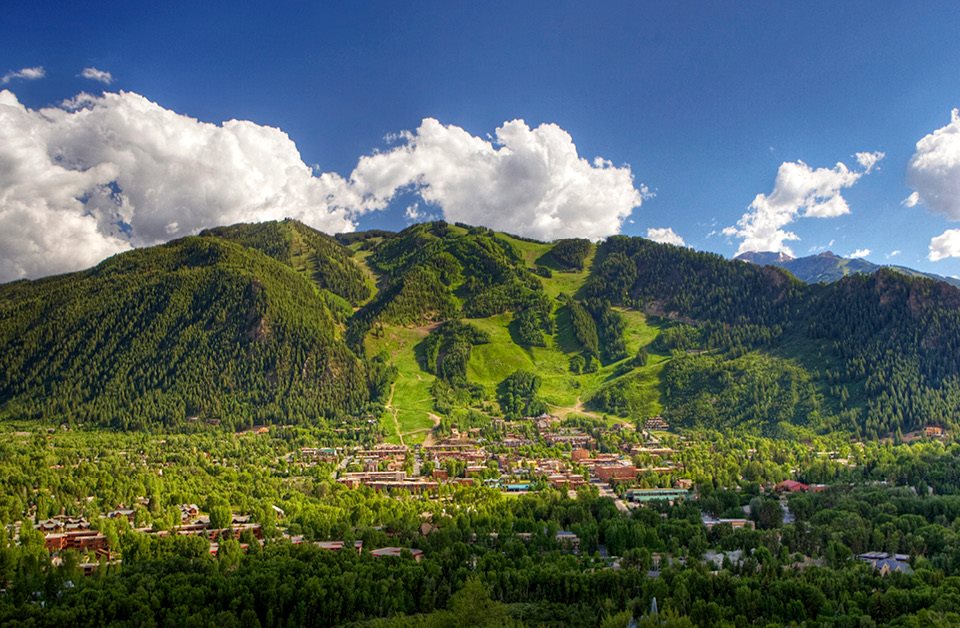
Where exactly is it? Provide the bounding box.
[3,1,960,278]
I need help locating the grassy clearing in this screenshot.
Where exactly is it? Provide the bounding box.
[368,307,668,434]
[347,248,380,305]
[495,233,594,299]
[467,309,666,418]
[366,325,437,444]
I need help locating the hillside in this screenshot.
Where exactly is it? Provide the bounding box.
[2,220,960,441]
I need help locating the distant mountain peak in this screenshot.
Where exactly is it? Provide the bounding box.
[736,249,960,288]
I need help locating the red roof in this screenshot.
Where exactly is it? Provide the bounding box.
[776,480,809,492]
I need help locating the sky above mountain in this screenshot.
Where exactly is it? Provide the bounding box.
[2,1,960,281]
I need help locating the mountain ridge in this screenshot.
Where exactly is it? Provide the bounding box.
[735,249,960,288]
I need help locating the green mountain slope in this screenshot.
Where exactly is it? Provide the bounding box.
[200,219,375,316]
[0,236,372,429]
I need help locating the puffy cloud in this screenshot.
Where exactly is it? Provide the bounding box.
[0,89,364,280]
[80,67,113,84]
[902,191,920,207]
[350,118,647,241]
[1,66,45,84]
[723,155,880,256]
[906,109,960,219]
[855,151,885,173]
[929,229,960,261]
[887,250,902,258]
[849,248,871,259]
[646,227,686,247]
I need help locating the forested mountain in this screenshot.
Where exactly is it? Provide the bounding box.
[3,220,960,440]
[0,235,374,430]
[736,249,960,287]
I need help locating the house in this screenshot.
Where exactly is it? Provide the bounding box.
[703,549,744,570]
[317,540,363,554]
[858,552,912,575]
[776,480,809,493]
[105,508,136,522]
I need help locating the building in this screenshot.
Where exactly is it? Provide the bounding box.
[36,516,89,533]
[105,508,136,522]
[925,425,945,439]
[371,547,424,561]
[43,530,110,554]
[548,474,587,489]
[627,488,690,504]
[317,540,363,554]
[555,531,580,551]
[543,432,594,448]
[595,465,638,482]
[858,552,913,575]
[643,417,670,431]
[701,516,754,530]
[630,446,675,458]
[571,448,591,462]
[776,480,809,493]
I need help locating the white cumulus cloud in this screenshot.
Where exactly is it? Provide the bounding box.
[723,155,881,256]
[0,89,365,280]
[849,248,871,259]
[646,227,686,247]
[906,109,960,219]
[0,90,648,281]
[350,118,647,241]
[1,66,45,84]
[80,67,113,84]
[929,229,960,261]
